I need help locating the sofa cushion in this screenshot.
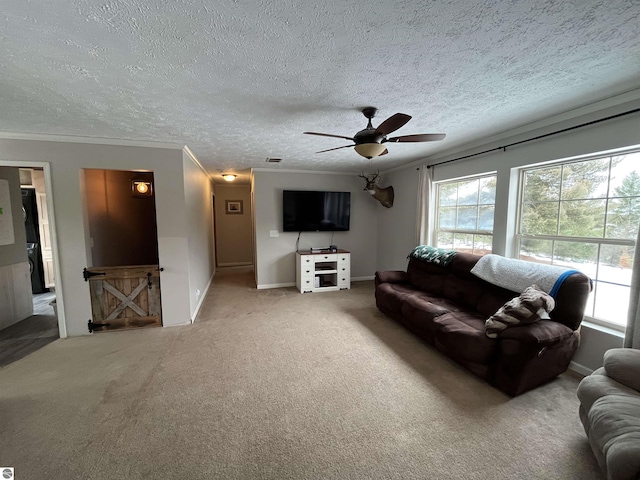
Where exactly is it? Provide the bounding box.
[375,282,420,314]
[485,285,555,338]
[475,285,520,317]
[588,395,640,480]
[407,259,447,296]
[400,295,457,335]
[603,348,640,392]
[399,296,453,343]
[401,295,452,321]
[577,371,640,413]
[432,311,498,364]
[375,270,409,286]
[441,274,484,310]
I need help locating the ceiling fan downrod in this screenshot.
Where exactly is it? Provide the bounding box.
[361,107,378,129]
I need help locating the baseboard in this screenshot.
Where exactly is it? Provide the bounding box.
[162,320,192,328]
[190,273,214,323]
[218,262,252,267]
[256,282,296,290]
[257,277,373,289]
[352,276,375,282]
[569,361,593,377]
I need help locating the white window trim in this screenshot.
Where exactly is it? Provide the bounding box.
[514,150,640,332]
[433,172,497,251]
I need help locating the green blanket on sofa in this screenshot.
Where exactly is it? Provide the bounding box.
[408,245,457,267]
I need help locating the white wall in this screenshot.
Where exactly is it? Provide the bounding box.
[375,166,420,271]
[376,97,640,372]
[182,150,215,320]
[253,170,380,288]
[0,139,197,336]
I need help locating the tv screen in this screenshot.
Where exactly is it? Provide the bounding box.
[283,190,351,232]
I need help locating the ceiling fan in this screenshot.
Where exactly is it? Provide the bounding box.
[303,107,446,159]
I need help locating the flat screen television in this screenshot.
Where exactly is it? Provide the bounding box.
[283,190,351,232]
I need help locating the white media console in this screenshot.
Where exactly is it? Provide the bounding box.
[296,250,351,293]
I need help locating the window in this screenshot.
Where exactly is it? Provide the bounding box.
[517,151,640,329]
[435,174,496,255]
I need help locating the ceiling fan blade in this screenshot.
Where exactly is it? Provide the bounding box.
[375,113,412,136]
[304,131,355,141]
[316,144,355,153]
[385,133,446,143]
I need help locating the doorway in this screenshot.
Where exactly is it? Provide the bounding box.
[213,183,253,267]
[82,169,162,332]
[0,166,60,366]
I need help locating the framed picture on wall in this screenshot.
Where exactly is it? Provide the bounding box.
[225,200,243,214]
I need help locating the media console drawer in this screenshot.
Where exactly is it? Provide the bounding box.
[314,254,338,262]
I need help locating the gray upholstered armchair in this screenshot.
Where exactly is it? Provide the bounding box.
[576,348,640,480]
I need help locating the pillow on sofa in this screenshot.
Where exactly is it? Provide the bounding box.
[485,285,555,338]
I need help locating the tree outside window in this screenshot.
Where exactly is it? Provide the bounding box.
[518,152,640,328]
[435,174,496,255]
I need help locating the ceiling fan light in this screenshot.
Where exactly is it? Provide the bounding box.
[354,143,387,159]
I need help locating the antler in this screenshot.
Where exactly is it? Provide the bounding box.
[359,170,380,182]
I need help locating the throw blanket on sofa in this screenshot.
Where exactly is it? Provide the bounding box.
[408,245,457,267]
[485,285,555,338]
[470,254,581,298]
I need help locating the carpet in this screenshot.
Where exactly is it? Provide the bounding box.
[0,266,601,479]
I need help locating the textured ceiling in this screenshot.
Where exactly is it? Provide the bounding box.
[2,0,640,179]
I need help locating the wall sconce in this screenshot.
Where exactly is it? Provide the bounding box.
[132,180,153,197]
[222,174,237,182]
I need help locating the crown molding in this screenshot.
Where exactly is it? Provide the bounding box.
[183,145,212,179]
[0,130,183,149]
[251,167,355,176]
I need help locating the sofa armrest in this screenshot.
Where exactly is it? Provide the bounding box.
[492,322,579,395]
[375,270,409,286]
[496,320,574,345]
[603,348,640,392]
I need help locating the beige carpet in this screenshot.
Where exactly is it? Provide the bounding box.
[0,266,601,479]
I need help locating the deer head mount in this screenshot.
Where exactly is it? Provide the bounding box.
[359,171,394,208]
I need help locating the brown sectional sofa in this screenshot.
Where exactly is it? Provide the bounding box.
[375,251,591,396]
